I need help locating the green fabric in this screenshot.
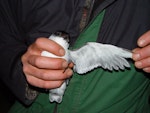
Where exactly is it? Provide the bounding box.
[57,10,150,113]
[9,10,150,113]
[58,64,150,113]
[9,93,56,113]
[71,10,105,49]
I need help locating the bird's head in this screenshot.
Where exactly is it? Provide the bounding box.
[49,32,69,49]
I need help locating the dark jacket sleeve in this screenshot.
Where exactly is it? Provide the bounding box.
[0,0,37,105]
[0,0,78,105]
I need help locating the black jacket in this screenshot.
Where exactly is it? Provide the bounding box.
[0,0,150,105]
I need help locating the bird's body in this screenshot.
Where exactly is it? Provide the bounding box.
[41,33,70,103]
[41,32,132,103]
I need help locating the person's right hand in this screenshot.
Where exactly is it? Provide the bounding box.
[21,37,73,89]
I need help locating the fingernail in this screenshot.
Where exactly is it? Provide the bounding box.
[138,39,145,46]
[135,61,142,68]
[143,68,149,72]
[62,61,68,68]
[66,69,73,76]
[59,49,65,56]
[133,53,140,60]
[132,49,138,53]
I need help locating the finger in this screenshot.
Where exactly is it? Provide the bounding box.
[134,57,150,69]
[132,45,150,61]
[132,48,140,53]
[143,67,150,73]
[26,75,64,89]
[28,44,42,55]
[35,37,65,56]
[28,55,68,69]
[23,64,73,81]
[138,30,150,47]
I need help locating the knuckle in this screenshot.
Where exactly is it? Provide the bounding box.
[35,38,44,47]
[22,66,27,73]
[27,46,37,55]
[26,76,32,84]
[21,55,26,62]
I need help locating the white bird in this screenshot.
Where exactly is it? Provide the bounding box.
[41,32,132,103]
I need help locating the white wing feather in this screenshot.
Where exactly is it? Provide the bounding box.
[69,42,132,74]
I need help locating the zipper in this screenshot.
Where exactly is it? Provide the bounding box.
[79,0,95,32]
[79,0,116,32]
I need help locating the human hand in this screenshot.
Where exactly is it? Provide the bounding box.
[21,37,73,89]
[132,30,150,73]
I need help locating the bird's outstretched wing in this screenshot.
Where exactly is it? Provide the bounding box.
[69,42,132,74]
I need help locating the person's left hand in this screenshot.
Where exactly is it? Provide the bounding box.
[132,30,150,73]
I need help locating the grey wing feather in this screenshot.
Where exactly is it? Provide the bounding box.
[69,42,132,74]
